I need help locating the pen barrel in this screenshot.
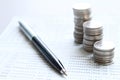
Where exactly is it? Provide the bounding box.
[32,36,63,72]
[19,21,36,40]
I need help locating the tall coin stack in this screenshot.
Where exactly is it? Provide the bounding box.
[83,20,103,52]
[72,3,91,44]
[93,40,115,65]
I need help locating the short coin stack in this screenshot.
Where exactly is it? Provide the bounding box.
[93,40,115,65]
[72,3,91,44]
[83,20,103,52]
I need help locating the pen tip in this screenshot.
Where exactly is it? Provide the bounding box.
[63,71,67,76]
[61,69,67,76]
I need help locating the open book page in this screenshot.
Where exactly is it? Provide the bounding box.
[0,17,120,80]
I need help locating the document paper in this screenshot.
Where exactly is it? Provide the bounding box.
[0,17,120,80]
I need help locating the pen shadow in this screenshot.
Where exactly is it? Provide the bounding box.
[19,28,64,77]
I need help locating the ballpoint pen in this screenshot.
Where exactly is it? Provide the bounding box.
[18,20,67,76]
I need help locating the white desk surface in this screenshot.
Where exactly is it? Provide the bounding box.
[0,15,119,80]
[0,0,120,80]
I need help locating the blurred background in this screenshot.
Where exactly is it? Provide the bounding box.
[0,0,120,34]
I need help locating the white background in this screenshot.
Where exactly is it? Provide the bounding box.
[0,0,120,34]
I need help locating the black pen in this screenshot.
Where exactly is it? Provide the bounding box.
[18,20,67,76]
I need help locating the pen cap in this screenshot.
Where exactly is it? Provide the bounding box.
[19,21,37,40]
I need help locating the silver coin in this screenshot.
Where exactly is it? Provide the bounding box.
[84,34,102,40]
[74,17,91,21]
[94,58,113,63]
[74,25,83,28]
[72,3,91,19]
[84,27,103,32]
[94,58,113,65]
[74,26,83,32]
[74,19,85,26]
[84,27,103,36]
[84,28,103,35]
[74,15,91,20]
[85,30,103,36]
[94,59,113,64]
[74,18,91,26]
[93,55,114,65]
[83,39,98,46]
[94,52,114,62]
[74,15,91,21]
[94,54,114,59]
[73,9,91,16]
[84,27,103,33]
[94,57,113,61]
[73,10,91,19]
[83,20,103,36]
[74,34,83,39]
[83,20,102,30]
[74,38,83,44]
[74,30,83,42]
[93,40,115,65]
[74,37,83,40]
[83,44,93,52]
[94,58,113,62]
[94,57,113,62]
[74,31,83,36]
[72,3,91,10]
[93,49,114,56]
[74,37,83,42]
[94,40,115,52]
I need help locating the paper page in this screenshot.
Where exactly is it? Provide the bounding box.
[0,17,120,80]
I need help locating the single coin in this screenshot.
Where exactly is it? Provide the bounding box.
[94,58,113,65]
[84,28,103,36]
[74,26,83,32]
[94,40,115,52]
[72,3,91,12]
[85,31,103,36]
[84,27,103,31]
[73,3,91,11]
[94,57,113,61]
[94,54,114,59]
[83,44,93,52]
[83,39,97,46]
[72,3,91,19]
[74,15,91,20]
[84,27,103,33]
[74,31,83,36]
[74,17,91,21]
[94,59,113,64]
[74,38,83,44]
[74,19,85,26]
[93,49,114,56]
[74,34,83,39]
[83,20,102,30]
[84,34,102,40]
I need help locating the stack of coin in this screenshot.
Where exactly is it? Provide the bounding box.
[93,40,115,65]
[72,3,91,43]
[83,20,103,52]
